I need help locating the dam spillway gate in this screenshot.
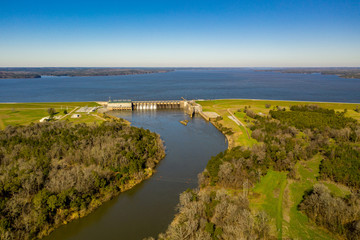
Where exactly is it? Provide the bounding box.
[104,99,196,116]
[106,100,183,111]
[133,101,181,110]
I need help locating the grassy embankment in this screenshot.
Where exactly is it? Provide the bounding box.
[198,99,360,148]
[0,102,103,129]
[197,99,359,239]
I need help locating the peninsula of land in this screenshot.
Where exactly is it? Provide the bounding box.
[257,67,360,79]
[0,68,173,79]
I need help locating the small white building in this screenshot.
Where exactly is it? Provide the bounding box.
[71,114,81,118]
[39,117,50,122]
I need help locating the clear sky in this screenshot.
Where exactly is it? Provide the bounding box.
[0,0,359,67]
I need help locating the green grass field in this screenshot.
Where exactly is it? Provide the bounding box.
[198,99,360,119]
[250,170,288,238]
[249,156,341,240]
[0,102,101,129]
[198,99,360,148]
[283,155,335,240]
[62,113,104,125]
[249,155,351,239]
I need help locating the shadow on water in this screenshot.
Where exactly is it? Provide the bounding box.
[45,109,227,240]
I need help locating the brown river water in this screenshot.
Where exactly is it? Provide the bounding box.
[44,109,227,240]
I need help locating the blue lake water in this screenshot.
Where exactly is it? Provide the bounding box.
[0,69,359,103]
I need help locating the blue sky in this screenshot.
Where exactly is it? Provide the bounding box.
[0,0,359,67]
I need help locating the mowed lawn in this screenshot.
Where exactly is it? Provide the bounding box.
[0,102,101,129]
[62,113,104,125]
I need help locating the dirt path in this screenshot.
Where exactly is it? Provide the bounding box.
[226,109,251,139]
[58,107,79,120]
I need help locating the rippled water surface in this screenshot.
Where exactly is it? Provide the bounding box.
[1,69,359,103]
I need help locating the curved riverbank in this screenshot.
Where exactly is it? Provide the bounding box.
[41,166,161,238]
[44,110,227,240]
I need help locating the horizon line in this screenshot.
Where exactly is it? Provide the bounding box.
[1,66,359,68]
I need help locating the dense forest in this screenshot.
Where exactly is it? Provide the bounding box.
[0,121,165,239]
[300,184,360,239]
[154,105,360,239]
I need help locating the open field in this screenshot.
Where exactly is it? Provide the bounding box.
[197,99,360,148]
[283,155,336,239]
[249,170,288,238]
[61,113,105,125]
[0,102,101,129]
[249,155,350,240]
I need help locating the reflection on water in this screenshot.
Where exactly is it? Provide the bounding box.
[45,110,227,240]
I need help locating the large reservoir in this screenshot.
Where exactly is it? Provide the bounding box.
[0,69,359,103]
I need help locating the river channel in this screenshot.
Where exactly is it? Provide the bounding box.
[45,109,227,240]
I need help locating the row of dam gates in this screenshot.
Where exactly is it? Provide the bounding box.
[133,100,181,110]
[104,99,197,116]
[98,98,207,116]
[106,100,183,110]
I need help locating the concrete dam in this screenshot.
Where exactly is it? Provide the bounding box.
[133,100,182,110]
[105,100,183,110]
[98,99,221,121]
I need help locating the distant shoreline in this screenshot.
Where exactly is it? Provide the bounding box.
[256,67,360,80]
[1,98,359,105]
[0,68,173,79]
